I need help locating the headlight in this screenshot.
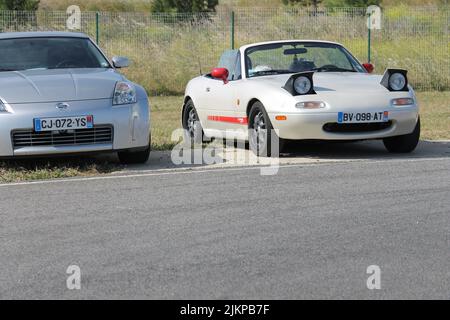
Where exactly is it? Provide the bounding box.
[0,101,6,112]
[283,72,316,96]
[381,69,409,92]
[294,76,312,95]
[389,73,406,91]
[295,101,326,109]
[0,99,11,113]
[113,82,137,105]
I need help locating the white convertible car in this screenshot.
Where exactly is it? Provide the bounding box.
[182,40,420,156]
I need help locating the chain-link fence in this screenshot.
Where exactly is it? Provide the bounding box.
[0,6,449,94]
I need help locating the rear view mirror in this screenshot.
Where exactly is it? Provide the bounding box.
[211,68,229,84]
[284,48,307,55]
[112,56,130,68]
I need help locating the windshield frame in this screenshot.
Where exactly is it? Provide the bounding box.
[0,36,113,72]
[243,41,365,79]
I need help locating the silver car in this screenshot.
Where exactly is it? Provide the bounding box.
[0,32,151,164]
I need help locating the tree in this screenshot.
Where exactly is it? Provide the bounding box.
[151,0,219,14]
[0,0,40,10]
[0,0,40,28]
[282,0,322,9]
[323,0,381,6]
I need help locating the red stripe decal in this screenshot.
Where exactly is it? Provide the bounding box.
[208,116,248,125]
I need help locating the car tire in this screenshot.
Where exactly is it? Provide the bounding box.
[248,101,285,157]
[383,118,420,153]
[118,136,151,165]
[182,99,204,145]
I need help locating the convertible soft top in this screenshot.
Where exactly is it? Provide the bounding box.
[0,31,89,39]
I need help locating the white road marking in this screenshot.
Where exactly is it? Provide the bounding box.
[0,156,448,188]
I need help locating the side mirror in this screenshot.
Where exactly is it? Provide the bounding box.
[363,63,374,73]
[211,68,229,84]
[112,56,130,68]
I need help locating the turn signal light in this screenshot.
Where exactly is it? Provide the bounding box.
[275,115,287,121]
[392,98,414,106]
[295,101,326,109]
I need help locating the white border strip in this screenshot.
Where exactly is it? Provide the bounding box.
[0,156,448,188]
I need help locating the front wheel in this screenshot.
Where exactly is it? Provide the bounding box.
[248,102,285,157]
[383,118,420,153]
[118,138,151,164]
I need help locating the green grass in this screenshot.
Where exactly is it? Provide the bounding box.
[0,92,448,183]
[151,95,184,150]
[418,91,450,140]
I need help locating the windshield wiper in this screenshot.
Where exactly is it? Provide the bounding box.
[312,66,357,73]
[0,68,17,72]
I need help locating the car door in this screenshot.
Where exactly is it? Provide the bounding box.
[202,51,244,135]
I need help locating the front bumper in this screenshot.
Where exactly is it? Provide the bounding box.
[268,106,419,140]
[0,98,150,157]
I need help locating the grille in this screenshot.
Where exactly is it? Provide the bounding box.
[323,121,392,133]
[12,125,113,148]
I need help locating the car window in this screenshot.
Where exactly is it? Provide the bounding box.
[218,50,239,81]
[231,54,242,81]
[0,37,111,71]
[245,42,365,78]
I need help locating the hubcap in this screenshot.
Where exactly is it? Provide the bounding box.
[251,111,267,152]
[187,108,198,138]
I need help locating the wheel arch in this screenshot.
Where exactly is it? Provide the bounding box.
[246,98,262,118]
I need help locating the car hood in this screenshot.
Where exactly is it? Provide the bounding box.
[0,68,125,104]
[249,72,386,94]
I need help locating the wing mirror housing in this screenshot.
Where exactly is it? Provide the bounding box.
[211,68,229,84]
[363,63,374,73]
[112,56,130,68]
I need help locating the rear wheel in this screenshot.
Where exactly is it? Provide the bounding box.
[182,100,204,145]
[383,118,420,153]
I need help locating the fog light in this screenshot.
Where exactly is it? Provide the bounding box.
[392,98,414,106]
[296,101,326,109]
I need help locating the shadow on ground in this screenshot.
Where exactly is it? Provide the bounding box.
[1,140,448,178]
[123,140,450,172]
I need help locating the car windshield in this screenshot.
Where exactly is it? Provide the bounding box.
[245,42,365,78]
[0,37,111,72]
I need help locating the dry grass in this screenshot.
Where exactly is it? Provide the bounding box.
[151,95,184,150]
[0,157,122,183]
[418,91,450,140]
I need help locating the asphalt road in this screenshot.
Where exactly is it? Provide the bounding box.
[0,146,449,299]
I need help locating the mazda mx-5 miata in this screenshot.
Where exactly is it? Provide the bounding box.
[182,40,420,156]
[0,32,151,164]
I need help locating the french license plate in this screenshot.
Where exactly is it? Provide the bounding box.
[337,111,389,124]
[34,115,94,132]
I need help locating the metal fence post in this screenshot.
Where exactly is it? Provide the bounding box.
[367,11,372,63]
[231,11,235,50]
[95,12,99,44]
[368,26,371,63]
